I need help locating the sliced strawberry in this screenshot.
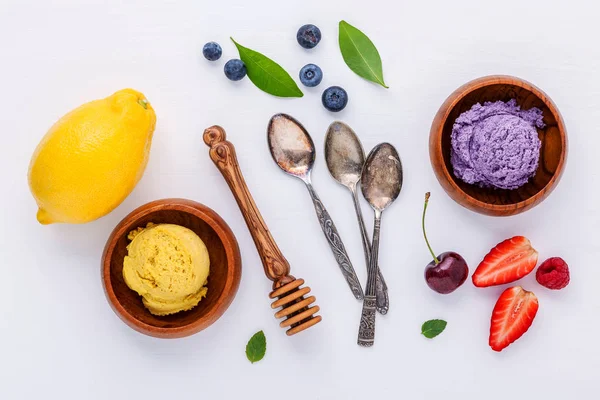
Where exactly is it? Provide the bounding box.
[472,236,538,287]
[489,286,539,352]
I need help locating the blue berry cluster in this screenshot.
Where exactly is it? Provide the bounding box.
[202,23,348,112]
[295,24,348,112]
[202,40,247,81]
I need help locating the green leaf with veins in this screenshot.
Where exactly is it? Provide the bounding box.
[231,38,303,98]
[338,20,388,88]
[421,319,447,339]
[246,330,267,363]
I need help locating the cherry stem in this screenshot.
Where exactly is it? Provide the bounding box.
[422,192,440,265]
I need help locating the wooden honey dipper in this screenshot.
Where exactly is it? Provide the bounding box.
[203,126,322,336]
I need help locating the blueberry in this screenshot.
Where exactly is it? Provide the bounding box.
[202,42,222,61]
[296,24,321,49]
[322,86,348,112]
[224,59,247,81]
[299,64,323,87]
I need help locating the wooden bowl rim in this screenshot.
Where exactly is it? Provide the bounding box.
[430,74,568,214]
[101,198,241,338]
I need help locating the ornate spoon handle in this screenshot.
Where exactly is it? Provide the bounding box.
[305,181,364,300]
[352,187,389,314]
[358,210,382,346]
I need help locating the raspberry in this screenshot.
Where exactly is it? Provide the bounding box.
[536,257,570,290]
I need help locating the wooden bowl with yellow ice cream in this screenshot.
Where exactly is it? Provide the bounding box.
[102,199,241,338]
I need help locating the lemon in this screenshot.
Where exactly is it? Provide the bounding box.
[28,89,156,224]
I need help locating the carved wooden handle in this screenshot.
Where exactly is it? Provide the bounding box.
[203,126,290,281]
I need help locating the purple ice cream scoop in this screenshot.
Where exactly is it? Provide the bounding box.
[450,99,544,190]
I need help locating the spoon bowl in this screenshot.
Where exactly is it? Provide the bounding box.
[268,114,315,179]
[361,143,403,211]
[325,121,365,189]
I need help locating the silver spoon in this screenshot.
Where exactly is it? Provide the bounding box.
[267,114,364,300]
[357,143,403,347]
[324,121,389,315]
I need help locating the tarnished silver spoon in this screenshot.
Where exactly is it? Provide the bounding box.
[324,121,389,315]
[357,143,403,347]
[267,114,364,300]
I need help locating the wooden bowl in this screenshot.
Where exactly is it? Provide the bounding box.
[430,75,567,216]
[102,199,241,338]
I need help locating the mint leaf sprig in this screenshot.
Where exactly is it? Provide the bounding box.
[246,330,267,363]
[421,319,447,339]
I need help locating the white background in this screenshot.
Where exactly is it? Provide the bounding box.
[1,0,598,398]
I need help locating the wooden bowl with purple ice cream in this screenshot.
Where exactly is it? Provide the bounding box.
[430,75,567,216]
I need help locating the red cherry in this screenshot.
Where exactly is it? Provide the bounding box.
[422,193,469,294]
[425,252,469,294]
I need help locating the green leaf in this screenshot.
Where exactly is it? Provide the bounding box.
[245,330,267,363]
[231,38,303,98]
[338,20,388,88]
[421,319,447,339]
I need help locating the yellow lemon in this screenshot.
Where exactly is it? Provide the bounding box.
[28,89,156,224]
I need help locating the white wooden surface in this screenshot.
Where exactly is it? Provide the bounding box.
[1,0,598,398]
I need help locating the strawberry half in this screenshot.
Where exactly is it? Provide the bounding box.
[489,286,539,352]
[472,236,538,287]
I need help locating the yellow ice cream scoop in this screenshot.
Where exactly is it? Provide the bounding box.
[123,223,210,316]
